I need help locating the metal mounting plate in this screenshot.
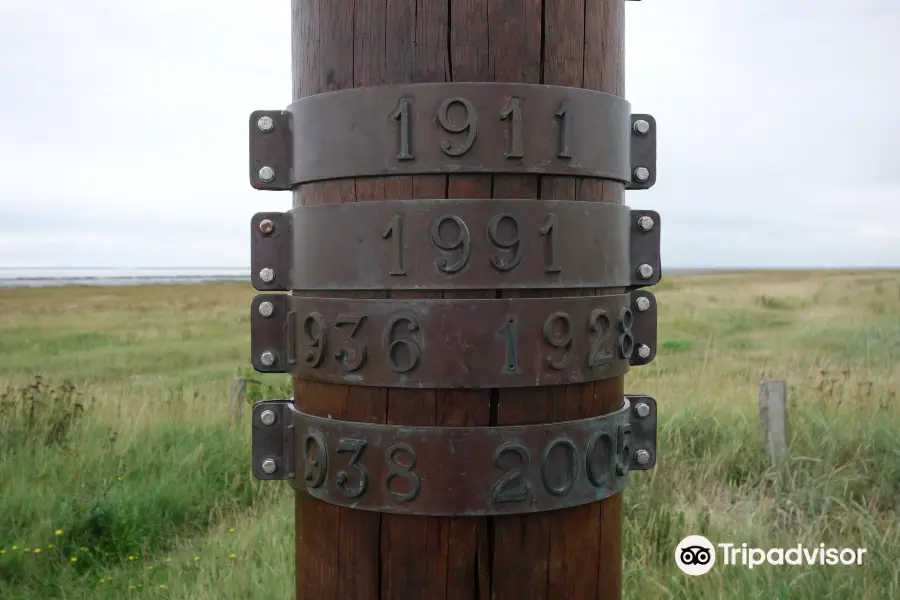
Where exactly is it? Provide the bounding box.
[249,83,635,186]
[250,293,658,387]
[249,110,292,191]
[250,395,657,516]
[626,114,657,190]
[250,200,662,292]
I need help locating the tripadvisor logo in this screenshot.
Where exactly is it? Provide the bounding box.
[675,535,868,575]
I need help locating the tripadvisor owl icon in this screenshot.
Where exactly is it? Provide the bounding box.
[675,535,716,576]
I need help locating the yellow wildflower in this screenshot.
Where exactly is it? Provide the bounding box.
[227,528,235,533]
[128,555,136,561]
[23,548,30,553]
[148,566,154,570]
[116,476,123,481]
[55,530,63,536]
[11,546,17,551]
[47,544,54,549]
[194,555,200,561]
[80,547,88,551]
[159,584,166,588]
[99,578,106,583]
[1,549,6,555]
[70,557,78,562]
[33,548,41,554]
[228,553,236,559]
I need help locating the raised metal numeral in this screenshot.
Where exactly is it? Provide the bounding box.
[385,443,421,502]
[430,215,471,273]
[384,313,422,374]
[539,213,562,273]
[616,308,635,359]
[389,99,414,160]
[496,316,519,374]
[302,433,328,489]
[438,97,478,157]
[542,311,573,370]
[540,437,578,497]
[487,214,524,271]
[499,96,524,159]
[585,430,614,488]
[587,308,613,368]
[489,443,532,503]
[333,314,368,372]
[301,313,328,368]
[554,100,572,159]
[336,438,368,499]
[382,215,407,276]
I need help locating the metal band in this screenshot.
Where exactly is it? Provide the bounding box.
[253,200,635,291]
[251,83,635,186]
[251,293,659,388]
[251,396,658,516]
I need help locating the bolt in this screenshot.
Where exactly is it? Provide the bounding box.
[636,344,652,359]
[634,402,651,418]
[635,449,651,466]
[637,264,654,280]
[257,115,275,133]
[637,215,655,232]
[634,296,651,312]
[258,301,275,318]
[633,166,650,183]
[260,409,277,426]
[258,165,275,182]
[261,458,277,474]
[260,350,275,366]
[258,219,275,235]
[259,267,275,283]
[633,119,651,135]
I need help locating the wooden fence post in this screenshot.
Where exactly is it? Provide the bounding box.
[759,380,789,462]
[246,1,661,598]
[228,378,248,425]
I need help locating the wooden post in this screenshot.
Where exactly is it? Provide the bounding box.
[759,380,789,462]
[289,2,631,599]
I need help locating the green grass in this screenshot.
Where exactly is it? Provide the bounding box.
[0,271,898,598]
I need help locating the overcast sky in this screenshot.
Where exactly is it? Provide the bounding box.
[0,0,897,271]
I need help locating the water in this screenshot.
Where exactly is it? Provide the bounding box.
[0,267,250,288]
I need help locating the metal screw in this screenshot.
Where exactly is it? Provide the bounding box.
[259,267,275,283]
[261,458,277,474]
[634,402,651,418]
[637,264,654,280]
[260,350,275,366]
[633,119,651,135]
[634,296,651,312]
[637,215,655,232]
[257,115,275,133]
[258,301,275,318]
[258,219,275,235]
[258,165,275,182]
[633,167,650,183]
[635,449,651,466]
[260,409,277,426]
[636,344,652,359]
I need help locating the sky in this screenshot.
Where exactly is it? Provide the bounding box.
[0,0,898,271]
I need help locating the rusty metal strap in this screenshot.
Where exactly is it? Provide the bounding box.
[250,292,658,387]
[251,200,661,292]
[252,395,657,516]
[249,83,656,188]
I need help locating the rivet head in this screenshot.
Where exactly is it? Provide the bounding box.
[258,166,275,182]
[634,402,651,418]
[258,301,275,318]
[637,215,655,232]
[261,458,277,474]
[260,350,275,366]
[258,219,275,235]
[257,115,275,133]
[635,449,651,466]
[637,264,654,280]
[259,267,275,283]
[260,409,277,426]
[636,344,652,359]
[633,119,651,135]
[633,167,650,183]
[634,296,651,312]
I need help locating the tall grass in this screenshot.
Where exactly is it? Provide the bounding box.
[0,271,898,598]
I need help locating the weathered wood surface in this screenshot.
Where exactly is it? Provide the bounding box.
[759,380,789,462]
[291,1,626,598]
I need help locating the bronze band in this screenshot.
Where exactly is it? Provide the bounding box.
[253,200,634,291]
[256,83,634,186]
[250,396,658,516]
[250,293,657,388]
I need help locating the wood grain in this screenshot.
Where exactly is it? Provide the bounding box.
[290,1,627,598]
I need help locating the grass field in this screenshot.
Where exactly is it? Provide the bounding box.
[0,271,898,599]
